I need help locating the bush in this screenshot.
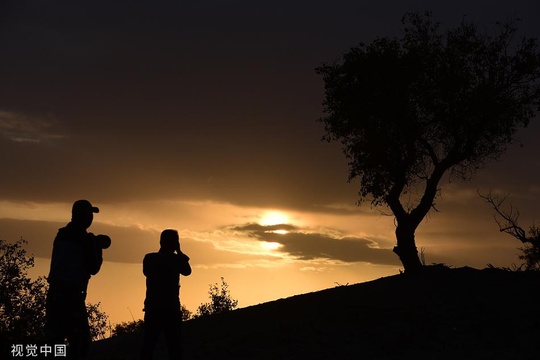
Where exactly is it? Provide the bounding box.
[86,302,109,340]
[0,239,47,347]
[195,277,238,318]
[517,225,540,271]
[112,319,144,337]
[181,304,192,321]
[113,304,192,337]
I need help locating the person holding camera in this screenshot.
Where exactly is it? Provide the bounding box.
[140,229,191,360]
[45,199,111,359]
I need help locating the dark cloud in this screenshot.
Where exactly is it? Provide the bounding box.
[0,0,539,214]
[231,223,400,265]
[0,111,64,143]
[0,219,59,259]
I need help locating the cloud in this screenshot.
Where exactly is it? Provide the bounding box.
[229,223,400,266]
[0,110,64,143]
[0,218,157,263]
[0,217,284,267]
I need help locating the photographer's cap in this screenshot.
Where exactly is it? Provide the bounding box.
[72,199,99,215]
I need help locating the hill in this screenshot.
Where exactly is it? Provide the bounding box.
[89,266,540,359]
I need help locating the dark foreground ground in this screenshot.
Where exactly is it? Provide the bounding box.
[90,266,540,360]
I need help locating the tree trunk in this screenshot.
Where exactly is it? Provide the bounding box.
[393,223,423,273]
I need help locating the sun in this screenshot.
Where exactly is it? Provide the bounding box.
[259,211,289,226]
[260,241,283,251]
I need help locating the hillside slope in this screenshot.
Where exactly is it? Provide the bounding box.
[90,267,540,359]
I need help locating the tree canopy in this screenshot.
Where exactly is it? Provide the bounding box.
[316,12,540,271]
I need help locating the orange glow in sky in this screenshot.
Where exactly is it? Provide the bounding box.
[258,211,290,226]
[2,0,539,330]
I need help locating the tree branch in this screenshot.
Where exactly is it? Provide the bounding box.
[419,137,440,166]
[409,162,447,228]
[478,189,529,243]
[386,177,408,223]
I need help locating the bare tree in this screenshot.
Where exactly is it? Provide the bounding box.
[480,190,540,270]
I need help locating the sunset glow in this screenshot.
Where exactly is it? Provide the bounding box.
[260,241,283,251]
[259,211,290,226]
[1,1,539,330]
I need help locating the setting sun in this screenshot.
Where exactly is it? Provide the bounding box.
[260,241,283,251]
[259,211,289,226]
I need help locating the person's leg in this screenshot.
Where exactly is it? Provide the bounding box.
[140,312,162,360]
[45,284,68,346]
[163,310,182,360]
[66,290,91,359]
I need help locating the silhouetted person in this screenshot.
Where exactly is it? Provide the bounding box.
[140,229,192,360]
[46,200,111,359]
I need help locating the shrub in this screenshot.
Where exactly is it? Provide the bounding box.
[181,304,192,321]
[0,239,47,347]
[195,277,238,318]
[112,319,144,337]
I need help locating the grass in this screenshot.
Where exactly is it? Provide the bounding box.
[89,266,540,359]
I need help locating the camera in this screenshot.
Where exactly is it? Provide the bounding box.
[95,234,112,249]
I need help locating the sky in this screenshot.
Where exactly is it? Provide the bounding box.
[1,0,539,326]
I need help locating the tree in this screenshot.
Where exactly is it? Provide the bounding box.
[0,238,109,347]
[480,191,540,270]
[316,12,540,272]
[0,239,47,348]
[195,277,238,318]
